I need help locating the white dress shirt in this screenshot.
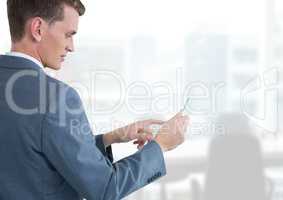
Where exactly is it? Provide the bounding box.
[6,51,44,69]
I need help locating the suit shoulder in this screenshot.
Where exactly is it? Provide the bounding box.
[45,75,82,113]
[45,75,80,97]
[46,75,72,90]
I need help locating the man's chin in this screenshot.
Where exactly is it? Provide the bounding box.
[44,63,62,70]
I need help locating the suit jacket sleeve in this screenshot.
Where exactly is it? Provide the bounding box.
[41,86,166,200]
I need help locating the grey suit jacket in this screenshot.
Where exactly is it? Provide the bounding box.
[0,55,166,200]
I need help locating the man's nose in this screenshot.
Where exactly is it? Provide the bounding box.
[66,39,75,52]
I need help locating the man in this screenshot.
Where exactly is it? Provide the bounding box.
[0,0,189,199]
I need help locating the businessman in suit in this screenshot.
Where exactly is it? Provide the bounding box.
[0,0,189,199]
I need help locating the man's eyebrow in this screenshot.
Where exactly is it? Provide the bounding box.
[66,31,77,36]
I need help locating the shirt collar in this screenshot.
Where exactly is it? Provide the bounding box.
[6,51,44,69]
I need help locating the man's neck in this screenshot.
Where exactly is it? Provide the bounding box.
[11,41,42,64]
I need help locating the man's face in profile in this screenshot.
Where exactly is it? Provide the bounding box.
[38,5,79,70]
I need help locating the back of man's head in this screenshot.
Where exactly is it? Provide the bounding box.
[7,0,85,42]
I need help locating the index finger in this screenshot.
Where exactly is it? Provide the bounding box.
[143,119,165,126]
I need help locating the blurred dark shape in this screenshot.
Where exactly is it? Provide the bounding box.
[202,113,269,200]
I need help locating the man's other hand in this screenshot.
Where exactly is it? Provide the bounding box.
[154,112,190,152]
[103,119,165,148]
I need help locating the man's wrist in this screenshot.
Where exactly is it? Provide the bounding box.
[102,131,120,147]
[154,138,167,152]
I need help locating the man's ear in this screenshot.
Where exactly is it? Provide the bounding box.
[29,17,46,42]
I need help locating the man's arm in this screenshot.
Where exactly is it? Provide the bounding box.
[95,117,166,164]
[101,131,119,148]
[42,86,166,199]
[95,134,114,163]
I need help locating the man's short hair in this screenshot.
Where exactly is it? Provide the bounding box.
[7,0,85,42]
